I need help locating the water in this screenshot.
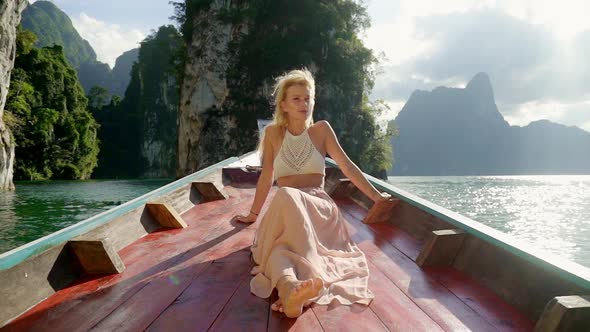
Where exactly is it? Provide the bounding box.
[388,175,590,268]
[2,177,589,269]
[0,179,171,254]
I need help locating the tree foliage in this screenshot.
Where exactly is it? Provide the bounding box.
[4,26,99,180]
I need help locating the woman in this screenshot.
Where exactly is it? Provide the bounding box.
[236,69,390,318]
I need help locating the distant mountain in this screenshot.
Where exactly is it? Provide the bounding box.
[21,1,96,68]
[20,1,136,96]
[391,72,590,175]
[111,48,139,97]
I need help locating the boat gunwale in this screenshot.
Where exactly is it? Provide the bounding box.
[325,158,590,290]
[0,155,242,271]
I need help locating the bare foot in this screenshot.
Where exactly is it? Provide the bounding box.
[280,278,323,318]
[250,265,262,275]
[271,299,283,312]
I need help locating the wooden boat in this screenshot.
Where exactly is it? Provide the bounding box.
[1,151,589,331]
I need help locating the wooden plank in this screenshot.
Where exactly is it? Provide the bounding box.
[417,229,467,267]
[69,239,125,274]
[534,295,590,332]
[364,222,423,261]
[3,190,252,331]
[337,199,498,332]
[89,207,257,331]
[328,179,356,199]
[267,290,324,332]
[427,266,535,331]
[452,235,583,320]
[146,203,187,229]
[88,261,212,332]
[311,302,388,332]
[222,167,261,186]
[208,274,269,332]
[192,181,228,202]
[146,250,253,332]
[363,198,400,224]
[366,260,444,331]
[96,247,255,331]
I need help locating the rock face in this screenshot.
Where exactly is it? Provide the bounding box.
[176,0,247,177]
[140,74,179,178]
[0,0,28,191]
[391,72,590,175]
[111,48,138,97]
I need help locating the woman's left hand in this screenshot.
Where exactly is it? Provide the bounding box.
[372,191,392,204]
[233,212,258,224]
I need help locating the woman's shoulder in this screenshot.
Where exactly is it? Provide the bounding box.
[311,120,334,136]
[263,124,284,141]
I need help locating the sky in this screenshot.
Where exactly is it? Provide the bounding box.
[30,0,590,132]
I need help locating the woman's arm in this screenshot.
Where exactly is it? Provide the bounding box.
[321,121,389,203]
[235,126,276,223]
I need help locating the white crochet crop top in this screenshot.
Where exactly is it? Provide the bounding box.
[273,128,326,180]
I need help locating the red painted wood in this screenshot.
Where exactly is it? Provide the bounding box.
[368,222,423,260]
[341,199,534,331]
[267,291,324,332]
[2,185,535,332]
[366,260,444,331]
[207,275,269,332]
[425,266,535,331]
[341,200,422,260]
[338,200,498,332]
[89,208,258,331]
[4,187,255,331]
[89,262,211,331]
[146,250,252,332]
[311,302,388,332]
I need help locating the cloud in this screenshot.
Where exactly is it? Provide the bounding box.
[410,9,560,103]
[366,5,590,132]
[502,100,590,131]
[70,13,145,68]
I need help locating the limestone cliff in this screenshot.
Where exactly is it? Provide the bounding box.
[176,0,247,177]
[0,0,27,191]
[392,72,590,175]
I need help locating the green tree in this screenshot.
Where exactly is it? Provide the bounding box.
[4,27,100,180]
[88,86,110,111]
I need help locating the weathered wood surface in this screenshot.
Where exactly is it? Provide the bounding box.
[340,199,534,331]
[146,202,188,228]
[534,295,590,332]
[452,235,586,320]
[192,181,228,202]
[2,186,534,332]
[416,229,467,267]
[3,187,258,331]
[69,239,125,274]
[267,290,324,332]
[363,198,400,224]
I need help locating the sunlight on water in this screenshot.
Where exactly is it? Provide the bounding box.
[388,175,590,268]
[0,179,171,254]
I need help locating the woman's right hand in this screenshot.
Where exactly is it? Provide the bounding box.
[234,212,258,224]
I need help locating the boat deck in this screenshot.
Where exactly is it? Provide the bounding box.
[2,185,534,331]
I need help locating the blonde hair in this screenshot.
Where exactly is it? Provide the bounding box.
[271,68,315,128]
[258,68,316,160]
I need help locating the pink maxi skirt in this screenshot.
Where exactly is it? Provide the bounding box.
[250,186,374,305]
